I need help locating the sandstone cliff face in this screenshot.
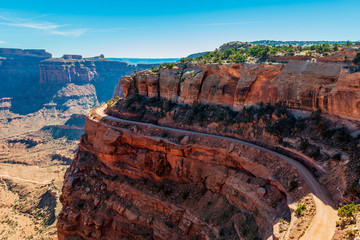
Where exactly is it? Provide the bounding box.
[0,48,156,115]
[0,48,52,113]
[117,51,360,120]
[40,58,157,103]
[57,112,311,239]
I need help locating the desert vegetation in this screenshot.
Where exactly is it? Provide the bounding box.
[107,95,360,203]
[179,41,359,64]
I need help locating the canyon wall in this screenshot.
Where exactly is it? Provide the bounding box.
[117,50,360,120]
[0,48,157,142]
[0,48,52,113]
[0,49,51,95]
[57,112,311,239]
[40,56,156,103]
[0,49,156,115]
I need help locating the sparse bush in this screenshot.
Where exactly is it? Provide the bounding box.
[289,180,298,191]
[165,63,175,69]
[338,204,357,219]
[310,109,322,122]
[177,135,185,142]
[300,139,309,151]
[295,203,306,216]
[76,201,85,209]
[354,52,360,65]
[346,41,354,47]
[308,147,321,159]
[345,229,358,237]
[151,66,159,72]
[165,221,175,228]
[182,191,190,200]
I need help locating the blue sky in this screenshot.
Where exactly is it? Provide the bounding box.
[0,0,359,58]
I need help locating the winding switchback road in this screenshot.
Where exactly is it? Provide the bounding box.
[96,105,337,240]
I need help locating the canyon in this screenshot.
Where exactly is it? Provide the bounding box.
[58,46,360,239]
[0,48,157,239]
[57,105,337,239]
[0,48,158,139]
[1,43,359,239]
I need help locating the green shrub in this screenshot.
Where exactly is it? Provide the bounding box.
[165,221,175,228]
[300,139,309,151]
[76,201,85,209]
[151,66,159,72]
[177,135,184,141]
[310,109,321,122]
[289,180,298,191]
[295,203,306,216]
[308,147,321,159]
[338,204,357,218]
[346,41,354,47]
[165,63,175,69]
[182,191,190,200]
[345,229,358,237]
[354,52,360,64]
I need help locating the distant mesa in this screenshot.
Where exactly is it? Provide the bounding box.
[0,48,52,58]
[62,54,83,60]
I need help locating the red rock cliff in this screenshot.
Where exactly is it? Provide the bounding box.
[57,110,312,239]
[116,51,360,120]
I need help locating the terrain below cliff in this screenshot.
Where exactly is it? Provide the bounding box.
[0,48,158,239]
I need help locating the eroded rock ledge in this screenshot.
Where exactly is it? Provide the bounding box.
[57,112,311,239]
[115,50,360,120]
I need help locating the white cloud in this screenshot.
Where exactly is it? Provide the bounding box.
[0,41,6,44]
[0,13,130,38]
[49,28,88,38]
[0,15,88,38]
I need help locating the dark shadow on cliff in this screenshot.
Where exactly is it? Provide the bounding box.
[41,125,84,141]
[9,83,64,115]
[36,190,57,225]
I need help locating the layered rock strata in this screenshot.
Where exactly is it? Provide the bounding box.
[57,110,311,239]
[116,50,360,120]
[40,57,157,103]
[0,48,52,112]
[0,48,156,115]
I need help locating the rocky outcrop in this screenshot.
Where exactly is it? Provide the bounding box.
[117,50,360,120]
[57,111,312,239]
[0,97,12,111]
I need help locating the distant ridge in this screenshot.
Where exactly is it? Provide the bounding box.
[108,58,180,65]
[251,40,356,46]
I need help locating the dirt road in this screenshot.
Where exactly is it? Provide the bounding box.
[96,105,337,240]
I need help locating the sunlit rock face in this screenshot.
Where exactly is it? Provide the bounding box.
[117,49,360,120]
[57,114,316,239]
